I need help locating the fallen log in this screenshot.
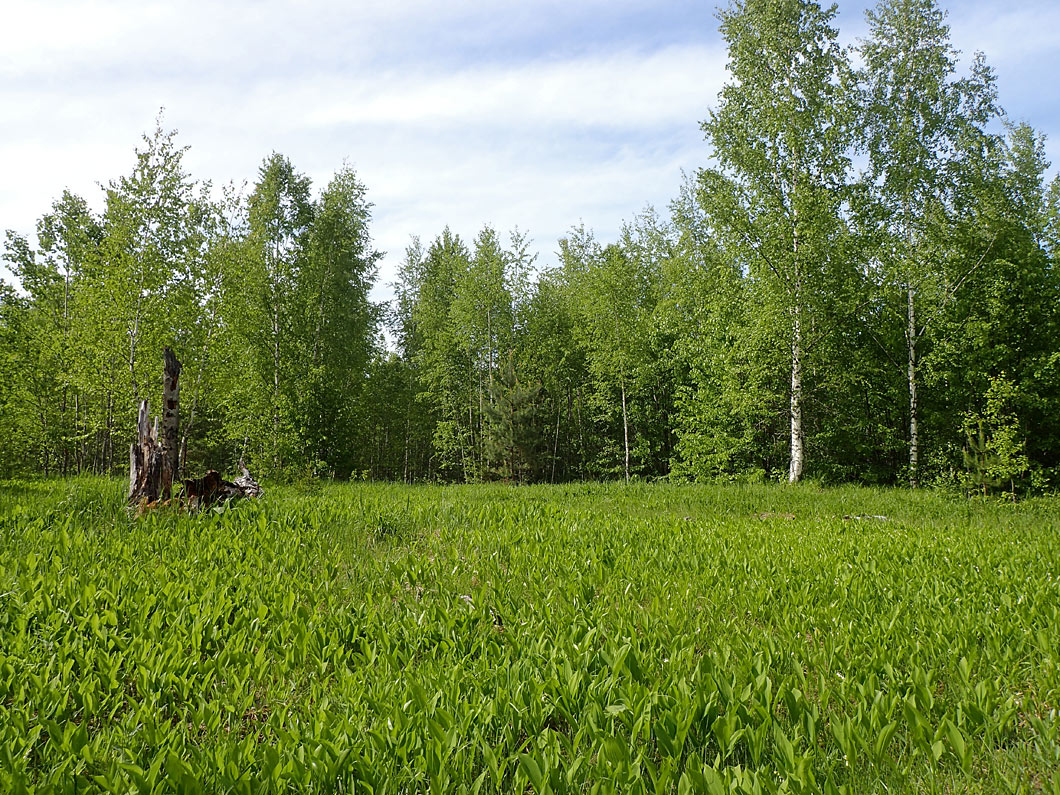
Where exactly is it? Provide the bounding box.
[232,460,263,498]
[181,465,263,511]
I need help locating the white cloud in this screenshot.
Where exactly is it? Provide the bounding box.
[2,0,1057,300]
[1,29,724,294]
[946,1,1060,64]
[300,45,725,130]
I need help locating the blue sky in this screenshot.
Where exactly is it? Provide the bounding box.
[2,0,1058,298]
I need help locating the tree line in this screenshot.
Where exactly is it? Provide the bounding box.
[3,0,1059,492]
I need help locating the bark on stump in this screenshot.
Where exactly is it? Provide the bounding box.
[128,401,163,504]
[128,347,181,504]
[129,347,262,509]
[161,347,182,499]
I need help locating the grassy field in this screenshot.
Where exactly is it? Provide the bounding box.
[1,478,1058,793]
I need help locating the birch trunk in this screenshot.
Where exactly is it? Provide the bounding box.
[788,167,805,484]
[621,377,630,484]
[907,285,919,487]
[551,395,561,484]
[788,187,804,484]
[272,301,281,469]
[788,300,804,484]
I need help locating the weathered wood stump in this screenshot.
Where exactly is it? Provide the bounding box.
[130,348,261,509]
[128,400,162,504]
[128,346,181,504]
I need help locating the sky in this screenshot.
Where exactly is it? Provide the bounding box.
[2,0,1058,301]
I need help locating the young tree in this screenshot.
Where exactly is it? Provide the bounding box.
[450,227,518,478]
[3,194,102,474]
[3,121,211,476]
[662,179,787,481]
[563,228,656,482]
[483,356,540,482]
[390,238,438,481]
[403,229,476,478]
[927,123,1060,486]
[518,267,592,482]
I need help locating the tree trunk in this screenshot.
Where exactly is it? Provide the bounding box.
[788,301,804,484]
[272,303,281,470]
[403,409,411,483]
[129,349,181,504]
[128,400,162,504]
[788,181,805,485]
[621,378,630,484]
[907,285,919,488]
[160,347,182,499]
[105,377,114,473]
[551,395,561,484]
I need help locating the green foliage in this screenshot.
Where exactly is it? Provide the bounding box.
[699,0,857,484]
[0,123,383,482]
[962,375,1030,496]
[559,219,668,482]
[1,479,1058,791]
[483,357,541,481]
[663,180,789,481]
[393,226,536,482]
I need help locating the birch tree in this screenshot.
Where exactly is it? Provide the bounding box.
[699,0,854,483]
[562,228,655,482]
[2,194,101,474]
[858,0,1001,485]
[298,165,381,474]
[404,229,476,479]
[662,179,788,480]
[243,153,314,471]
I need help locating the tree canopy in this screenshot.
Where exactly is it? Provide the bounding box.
[3,0,1058,494]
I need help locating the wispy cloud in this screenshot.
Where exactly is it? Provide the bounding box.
[1,12,724,292]
[300,46,725,130]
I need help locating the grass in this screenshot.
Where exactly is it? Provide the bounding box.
[0,478,1058,793]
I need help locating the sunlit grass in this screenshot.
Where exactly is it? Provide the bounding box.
[1,478,1057,792]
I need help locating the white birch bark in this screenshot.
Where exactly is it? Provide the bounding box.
[788,299,804,483]
[907,285,919,487]
[621,377,630,484]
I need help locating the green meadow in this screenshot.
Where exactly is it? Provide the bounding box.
[1,479,1058,793]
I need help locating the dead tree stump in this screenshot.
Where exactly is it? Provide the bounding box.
[128,400,163,504]
[129,347,261,510]
[161,347,182,499]
[129,347,181,505]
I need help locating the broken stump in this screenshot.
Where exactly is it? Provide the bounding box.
[129,347,262,511]
[128,347,182,504]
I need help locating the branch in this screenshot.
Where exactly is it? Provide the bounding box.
[917,229,999,340]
